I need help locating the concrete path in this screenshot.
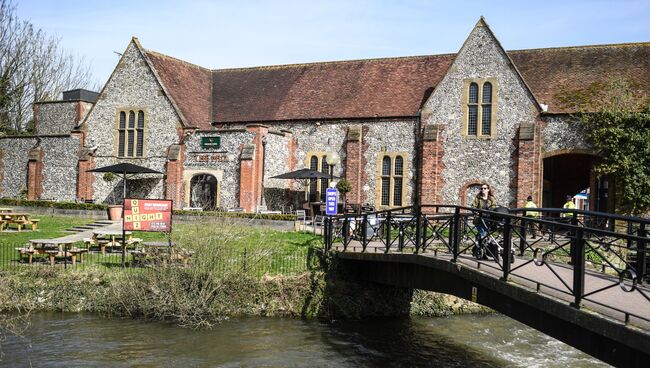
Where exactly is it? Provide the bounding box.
[49,220,123,242]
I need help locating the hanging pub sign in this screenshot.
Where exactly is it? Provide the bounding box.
[123,199,173,232]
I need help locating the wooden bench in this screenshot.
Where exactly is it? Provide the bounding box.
[29,218,40,231]
[16,247,36,264]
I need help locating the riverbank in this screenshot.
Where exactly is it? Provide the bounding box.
[0,264,488,328]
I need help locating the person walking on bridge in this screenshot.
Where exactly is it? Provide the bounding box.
[524,195,539,239]
[472,183,497,257]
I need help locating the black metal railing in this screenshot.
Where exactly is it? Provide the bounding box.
[0,242,314,277]
[324,204,650,325]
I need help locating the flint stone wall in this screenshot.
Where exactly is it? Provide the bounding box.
[0,135,79,201]
[542,115,592,154]
[84,41,180,204]
[254,119,415,209]
[183,130,254,209]
[422,24,538,207]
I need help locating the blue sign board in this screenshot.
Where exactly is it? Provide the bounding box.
[326,188,338,215]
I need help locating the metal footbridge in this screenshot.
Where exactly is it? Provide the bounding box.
[323,205,650,367]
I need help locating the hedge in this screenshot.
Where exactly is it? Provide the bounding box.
[0,198,108,211]
[0,199,296,221]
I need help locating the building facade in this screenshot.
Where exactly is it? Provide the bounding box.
[1,18,648,212]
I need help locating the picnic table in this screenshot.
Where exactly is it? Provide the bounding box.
[130,241,193,266]
[89,230,133,254]
[0,207,13,213]
[16,239,87,265]
[1,212,40,232]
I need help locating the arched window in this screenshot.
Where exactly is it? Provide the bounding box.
[393,156,403,206]
[467,83,479,136]
[464,80,496,138]
[379,154,407,208]
[481,82,492,135]
[320,156,328,202]
[117,109,146,157]
[381,156,391,206]
[309,155,319,202]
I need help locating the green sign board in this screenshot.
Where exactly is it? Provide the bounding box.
[201,136,221,149]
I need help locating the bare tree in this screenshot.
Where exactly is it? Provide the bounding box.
[0,0,97,134]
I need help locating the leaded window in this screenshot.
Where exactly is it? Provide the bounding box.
[379,154,407,208]
[468,83,479,136]
[481,82,492,135]
[465,80,495,137]
[117,109,145,157]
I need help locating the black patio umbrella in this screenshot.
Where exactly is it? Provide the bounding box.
[271,168,341,180]
[88,163,163,200]
[271,168,341,200]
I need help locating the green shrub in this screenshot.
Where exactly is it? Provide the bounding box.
[0,198,108,211]
[173,209,296,221]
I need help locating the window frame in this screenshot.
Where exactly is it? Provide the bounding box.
[115,108,147,158]
[305,152,336,203]
[462,78,497,139]
[376,152,408,209]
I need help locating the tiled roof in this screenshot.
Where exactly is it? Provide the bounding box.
[145,42,650,126]
[212,55,454,122]
[509,43,650,113]
[146,50,212,129]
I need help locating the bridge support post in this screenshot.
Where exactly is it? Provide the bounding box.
[385,211,392,253]
[501,217,512,281]
[571,228,585,308]
[451,207,460,262]
[414,206,422,253]
[519,218,527,256]
[637,223,647,285]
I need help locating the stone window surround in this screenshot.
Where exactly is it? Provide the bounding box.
[183,169,222,209]
[462,78,497,139]
[305,151,332,201]
[114,108,148,158]
[375,152,408,209]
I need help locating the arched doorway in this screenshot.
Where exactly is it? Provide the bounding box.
[542,152,604,211]
[190,174,217,210]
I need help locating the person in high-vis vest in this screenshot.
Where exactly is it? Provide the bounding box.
[524,195,539,238]
[561,195,576,217]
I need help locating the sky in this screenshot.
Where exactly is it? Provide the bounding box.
[15,0,650,86]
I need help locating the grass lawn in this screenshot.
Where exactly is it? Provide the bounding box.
[0,215,90,246]
[0,215,322,275]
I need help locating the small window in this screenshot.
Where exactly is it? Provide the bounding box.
[117,109,145,157]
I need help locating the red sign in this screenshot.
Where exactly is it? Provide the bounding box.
[123,199,172,232]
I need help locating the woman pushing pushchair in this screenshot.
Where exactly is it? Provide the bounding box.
[471,183,513,263]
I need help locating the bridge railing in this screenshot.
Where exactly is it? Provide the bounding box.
[324,204,650,326]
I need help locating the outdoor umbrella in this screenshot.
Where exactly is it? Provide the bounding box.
[271,168,341,200]
[88,162,163,200]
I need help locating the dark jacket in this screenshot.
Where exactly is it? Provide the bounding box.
[472,195,497,210]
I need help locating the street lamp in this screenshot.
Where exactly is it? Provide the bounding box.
[326,152,340,186]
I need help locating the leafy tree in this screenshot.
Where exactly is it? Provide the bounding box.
[0,0,97,134]
[558,78,650,215]
[581,106,650,215]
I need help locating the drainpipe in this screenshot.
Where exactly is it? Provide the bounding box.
[260,134,267,206]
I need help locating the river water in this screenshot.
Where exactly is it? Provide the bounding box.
[1,312,609,367]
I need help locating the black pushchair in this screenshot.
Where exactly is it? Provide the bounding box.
[473,206,515,263]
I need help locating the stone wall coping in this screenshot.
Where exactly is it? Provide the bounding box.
[194,128,247,133]
[9,206,294,230]
[0,134,71,139]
